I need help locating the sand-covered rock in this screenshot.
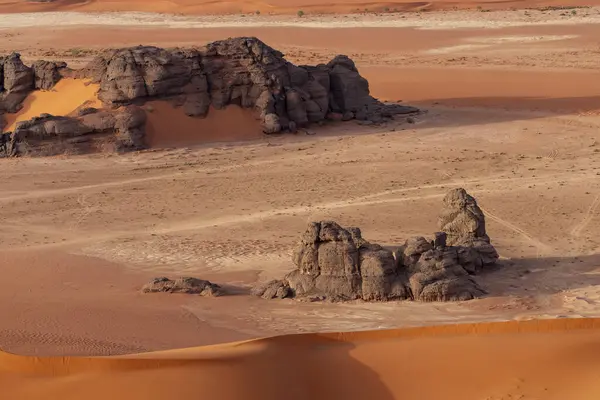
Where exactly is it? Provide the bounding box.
[142,277,223,296]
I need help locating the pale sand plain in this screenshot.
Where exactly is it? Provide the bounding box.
[1,8,600,399]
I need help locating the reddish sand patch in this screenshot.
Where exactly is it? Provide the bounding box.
[3,78,101,132]
[0,249,252,356]
[144,102,264,148]
[363,66,600,113]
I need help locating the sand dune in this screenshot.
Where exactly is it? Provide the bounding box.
[2,318,600,399]
[3,78,101,132]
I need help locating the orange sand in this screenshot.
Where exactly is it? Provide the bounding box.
[2,318,600,399]
[145,101,264,148]
[3,78,101,132]
[1,0,600,14]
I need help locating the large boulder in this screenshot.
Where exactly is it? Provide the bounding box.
[438,188,499,268]
[1,53,34,114]
[32,60,66,90]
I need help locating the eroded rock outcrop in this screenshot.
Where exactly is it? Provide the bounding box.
[142,277,223,296]
[7,106,146,156]
[1,37,419,157]
[256,189,499,303]
[254,221,411,302]
[81,38,417,131]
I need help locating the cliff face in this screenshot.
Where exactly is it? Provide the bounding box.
[0,37,418,157]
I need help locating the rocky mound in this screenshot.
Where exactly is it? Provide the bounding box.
[0,37,418,157]
[142,277,223,296]
[254,188,498,303]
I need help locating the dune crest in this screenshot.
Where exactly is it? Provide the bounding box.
[2,318,600,399]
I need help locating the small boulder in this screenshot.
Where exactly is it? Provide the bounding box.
[142,277,223,296]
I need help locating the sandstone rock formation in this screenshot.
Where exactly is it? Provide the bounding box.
[398,233,486,302]
[438,188,499,271]
[6,106,146,156]
[253,221,411,302]
[0,37,418,157]
[255,188,498,303]
[142,277,223,296]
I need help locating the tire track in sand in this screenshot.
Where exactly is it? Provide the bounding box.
[480,206,553,257]
[570,193,600,237]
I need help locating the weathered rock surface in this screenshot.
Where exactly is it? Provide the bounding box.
[82,38,417,131]
[1,37,419,157]
[142,277,223,296]
[260,221,410,302]
[256,189,499,303]
[32,60,67,90]
[438,188,499,270]
[398,238,486,302]
[7,106,146,156]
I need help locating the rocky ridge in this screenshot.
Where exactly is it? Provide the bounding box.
[0,37,418,156]
[253,188,499,303]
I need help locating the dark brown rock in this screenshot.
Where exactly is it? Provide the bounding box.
[259,221,411,302]
[438,188,499,267]
[251,280,292,299]
[32,60,66,90]
[142,277,223,296]
[7,106,145,156]
[1,37,419,157]
[409,247,486,302]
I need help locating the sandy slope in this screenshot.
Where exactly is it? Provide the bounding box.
[3,319,600,399]
[145,102,264,148]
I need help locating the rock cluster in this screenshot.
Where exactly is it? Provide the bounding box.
[142,277,223,297]
[254,188,499,303]
[0,37,418,157]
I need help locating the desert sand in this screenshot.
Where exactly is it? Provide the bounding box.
[1,0,600,14]
[3,318,600,400]
[2,6,600,399]
[145,102,264,148]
